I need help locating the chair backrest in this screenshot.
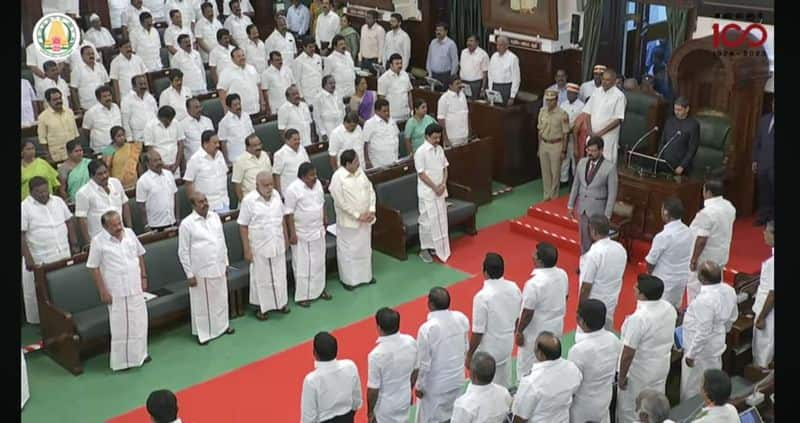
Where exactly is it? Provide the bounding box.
[375,173,418,213]
[128,197,147,234]
[152,73,172,99]
[142,234,185,290]
[619,91,662,152]
[160,47,170,69]
[222,219,244,263]
[201,98,225,130]
[46,263,101,314]
[254,121,282,155]
[398,131,409,157]
[177,183,193,220]
[691,110,732,178]
[227,173,239,210]
[21,68,34,87]
[309,151,334,183]
[324,193,336,224]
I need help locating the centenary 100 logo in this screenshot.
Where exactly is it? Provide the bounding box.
[33,13,81,59]
[712,23,768,49]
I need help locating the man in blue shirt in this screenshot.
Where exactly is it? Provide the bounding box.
[286,0,310,37]
[426,23,459,91]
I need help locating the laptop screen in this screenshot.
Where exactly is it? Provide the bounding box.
[739,407,764,423]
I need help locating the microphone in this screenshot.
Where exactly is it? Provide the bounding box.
[626,126,659,168]
[655,130,682,173]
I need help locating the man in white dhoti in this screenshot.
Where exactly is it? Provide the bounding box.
[21,176,79,324]
[414,123,451,263]
[579,214,627,330]
[284,163,333,307]
[329,149,377,289]
[86,210,151,371]
[582,68,626,163]
[752,221,774,369]
[415,287,469,423]
[645,197,693,308]
[178,192,236,345]
[466,253,521,388]
[237,171,291,320]
[451,352,512,423]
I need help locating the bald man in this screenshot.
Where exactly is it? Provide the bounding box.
[583,69,626,163]
[487,36,520,107]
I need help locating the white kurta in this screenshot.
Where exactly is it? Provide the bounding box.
[130,27,163,72]
[472,278,522,388]
[328,125,365,168]
[121,91,158,142]
[218,64,261,116]
[517,266,568,378]
[512,358,582,422]
[559,98,584,182]
[277,101,314,147]
[583,85,626,163]
[301,359,363,423]
[329,167,375,286]
[223,14,253,47]
[384,29,412,70]
[184,150,230,211]
[645,220,693,308]
[82,103,122,150]
[377,70,413,121]
[284,179,326,302]
[293,53,324,102]
[272,144,310,196]
[135,169,178,228]
[414,142,451,262]
[143,119,184,167]
[209,45,235,74]
[687,196,736,304]
[172,49,207,93]
[580,237,627,329]
[194,17,223,63]
[21,349,29,409]
[217,110,255,162]
[158,85,193,121]
[109,54,149,98]
[579,80,600,103]
[313,90,346,139]
[264,30,297,69]
[437,89,469,145]
[74,178,128,239]
[314,11,340,49]
[752,253,774,367]
[568,329,621,423]
[244,39,268,75]
[261,64,295,114]
[69,61,111,110]
[324,50,356,99]
[451,383,512,423]
[362,115,400,168]
[367,333,419,423]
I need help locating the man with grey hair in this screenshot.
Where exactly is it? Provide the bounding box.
[582,68,626,163]
[451,352,512,423]
[487,35,520,107]
[635,389,673,423]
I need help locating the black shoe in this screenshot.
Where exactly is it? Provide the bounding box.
[143,355,152,364]
[225,327,235,335]
[368,278,377,285]
[341,281,355,291]
[279,306,291,314]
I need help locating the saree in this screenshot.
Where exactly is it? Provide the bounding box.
[340,26,360,63]
[357,90,376,121]
[66,158,92,202]
[21,158,60,200]
[109,142,143,189]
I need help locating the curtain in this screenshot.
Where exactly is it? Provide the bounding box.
[666,7,689,53]
[449,0,489,51]
[580,0,604,81]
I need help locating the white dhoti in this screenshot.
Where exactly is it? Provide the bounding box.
[517,346,536,381]
[617,373,666,423]
[686,271,702,305]
[449,137,468,147]
[680,355,721,401]
[570,393,611,423]
[493,359,512,388]
[21,349,29,409]
[560,136,575,182]
[661,279,686,309]
[108,294,149,371]
[336,225,373,286]
[22,259,39,324]
[418,196,451,262]
[189,276,230,343]
[601,132,619,164]
[752,310,775,368]
[249,252,289,313]
[291,237,326,302]
[415,387,462,423]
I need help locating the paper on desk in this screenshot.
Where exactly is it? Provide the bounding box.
[327,224,337,236]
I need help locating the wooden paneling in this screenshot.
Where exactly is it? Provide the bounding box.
[22,0,43,47]
[80,0,110,29]
[485,42,582,97]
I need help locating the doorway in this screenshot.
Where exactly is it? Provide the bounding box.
[622,2,671,96]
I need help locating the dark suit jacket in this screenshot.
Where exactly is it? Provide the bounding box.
[752,113,774,170]
[659,115,700,170]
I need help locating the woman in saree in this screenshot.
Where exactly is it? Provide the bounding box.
[57,138,92,203]
[21,139,60,201]
[102,126,142,189]
[349,75,376,123]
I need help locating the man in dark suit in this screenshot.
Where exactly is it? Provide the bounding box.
[658,97,700,175]
[752,100,774,225]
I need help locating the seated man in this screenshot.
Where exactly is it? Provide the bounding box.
[452,352,512,422]
[301,332,362,422]
[146,389,181,423]
[85,14,116,48]
[693,369,740,422]
[657,97,700,176]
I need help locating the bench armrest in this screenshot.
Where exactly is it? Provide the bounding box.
[447,181,475,204]
[372,203,408,260]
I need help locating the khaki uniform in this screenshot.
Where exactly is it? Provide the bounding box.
[537,106,570,200]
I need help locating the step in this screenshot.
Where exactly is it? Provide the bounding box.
[527,205,579,231]
[509,217,580,254]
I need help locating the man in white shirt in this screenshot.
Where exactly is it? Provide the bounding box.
[384,14,412,70]
[144,106,185,173]
[580,64,605,102]
[645,197,693,308]
[362,99,399,169]
[218,48,264,116]
[172,35,208,93]
[314,0,340,53]
[487,36,520,107]
[122,0,150,38]
[293,37,324,103]
[209,29,236,86]
[121,75,158,142]
[324,35,356,99]
[243,24,268,74]
[367,307,418,423]
[109,39,148,101]
[146,390,181,423]
[559,83,585,184]
[136,150,179,231]
[85,14,116,48]
[223,0,253,47]
[616,275,677,423]
[687,179,736,304]
[286,0,311,37]
[222,0,253,17]
[511,332,582,422]
[692,370,741,422]
[86,210,150,371]
[184,130,230,212]
[180,97,215,162]
[195,2,223,64]
[567,299,622,423]
[459,34,490,101]
[130,12,163,72]
[166,0,195,30]
[238,171,290,320]
[21,79,37,127]
[179,191,236,345]
[70,46,110,110]
[328,112,364,170]
[38,61,72,108]
[547,69,569,105]
[314,75,346,143]
[273,128,310,195]
[437,77,470,147]
[159,70,194,121]
[415,124,451,263]
[232,134,272,201]
[329,149,376,288]
[515,242,568,379]
[27,42,66,103]
[21,177,78,324]
[301,332,362,422]
[583,68,626,163]
[164,10,194,66]
[143,0,167,22]
[378,54,413,121]
[451,352,512,423]
[217,93,256,163]
[359,10,385,69]
[265,15,297,70]
[278,85,314,146]
[752,221,774,369]
[634,390,673,423]
[261,51,296,116]
[82,86,123,151]
[579,215,627,329]
[415,287,469,423]
[466,253,522,388]
[680,261,738,401]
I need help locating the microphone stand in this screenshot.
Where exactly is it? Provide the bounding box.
[626,127,658,168]
[655,130,681,175]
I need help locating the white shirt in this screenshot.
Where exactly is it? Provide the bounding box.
[244,39,268,75]
[86,228,146,298]
[690,196,737,267]
[144,118,184,165]
[377,70,412,120]
[451,383,512,423]
[272,144,310,196]
[42,0,78,14]
[579,80,601,103]
[218,64,262,115]
[437,89,469,140]
[121,91,159,141]
[108,0,128,28]
[752,252,774,316]
[159,85,193,121]
[122,4,151,33]
[414,141,448,200]
[27,44,66,98]
[135,169,178,227]
[209,44,235,73]
[472,278,522,365]
[683,283,738,360]
[38,76,71,105]
[367,333,418,423]
[75,178,128,239]
[237,189,285,258]
[520,267,569,341]
[166,0,195,27]
[293,53,324,102]
[217,111,255,162]
[172,49,207,93]
[264,30,297,69]
[620,300,677,382]
[692,404,740,422]
[193,0,219,21]
[646,220,693,296]
[363,115,400,168]
[130,27,163,72]
[328,124,365,168]
[567,329,621,422]
[109,53,149,97]
[85,27,116,48]
[223,13,253,47]
[184,149,230,209]
[559,98,585,127]
[21,195,72,263]
[180,114,215,159]
[314,11,340,48]
[324,50,356,99]
[512,358,582,422]
[178,210,228,279]
[415,309,470,395]
[488,51,521,98]
[359,23,385,60]
[221,0,253,15]
[143,0,166,21]
[284,179,324,242]
[69,61,110,109]
[261,64,295,113]
[277,101,313,146]
[301,359,362,423]
[580,237,627,313]
[194,16,223,63]
[313,90,345,138]
[82,102,122,150]
[459,47,490,82]
[21,79,36,126]
[583,86,626,155]
[384,29,412,69]
[329,166,375,229]
[69,40,102,71]
[164,25,195,64]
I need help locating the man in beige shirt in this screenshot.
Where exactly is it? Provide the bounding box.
[232,134,273,202]
[37,88,79,162]
[537,89,570,201]
[359,10,385,70]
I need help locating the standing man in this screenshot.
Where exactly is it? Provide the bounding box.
[559,83,585,185]
[583,68,626,163]
[567,299,622,423]
[109,40,148,101]
[515,242,568,379]
[362,99,400,169]
[466,253,522,388]
[38,60,72,109]
[159,70,193,121]
[179,192,236,345]
[645,197,693,308]
[217,94,256,164]
[314,0,340,54]
[232,134,272,201]
[415,124,451,263]
[425,23,459,89]
[537,89,570,201]
[384,13,411,70]
[284,163,333,307]
[657,97,700,175]
[547,69,569,104]
[164,10,193,67]
[261,51,296,116]
[328,112,364,169]
[180,97,215,166]
[172,34,208,93]
[238,172,290,321]
[616,275,677,423]
[377,54,414,122]
[217,48,264,117]
[121,74,158,142]
[143,106,185,175]
[359,10,385,70]
[184,130,229,212]
[578,215,627,329]
[324,35,356,99]
[293,38,324,103]
[367,307,419,423]
[415,287,470,423]
[82,86,123,152]
[313,75,346,143]
[580,65,605,102]
[451,352,512,423]
[459,35,490,100]
[437,77,470,147]
[135,150,179,232]
[209,29,236,86]
[687,179,736,304]
[130,13,162,72]
[273,129,310,195]
[243,25,268,75]
[278,85,314,147]
[223,0,253,47]
[75,159,132,243]
[86,210,151,371]
[37,89,79,162]
[301,332,362,422]
[286,0,311,38]
[195,2,223,66]
[568,137,618,255]
[265,15,297,71]
[487,36,520,107]
[752,221,775,369]
[752,100,774,225]
[70,46,110,110]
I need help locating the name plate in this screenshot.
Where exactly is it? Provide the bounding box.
[507,37,542,52]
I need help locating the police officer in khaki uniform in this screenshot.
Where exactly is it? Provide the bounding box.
[537,89,570,201]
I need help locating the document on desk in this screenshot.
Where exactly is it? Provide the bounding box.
[326,224,337,237]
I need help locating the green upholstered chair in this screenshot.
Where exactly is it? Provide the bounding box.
[323,193,336,266]
[177,184,193,220]
[222,218,249,293]
[309,151,334,185]
[227,173,239,210]
[201,97,225,130]
[690,110,732,179]
[128,197,147,234]
[21,68,34,87]
[619,91,664,154]
[152,72,172,99]
[254,121,282,155]
[159,47,170,69]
